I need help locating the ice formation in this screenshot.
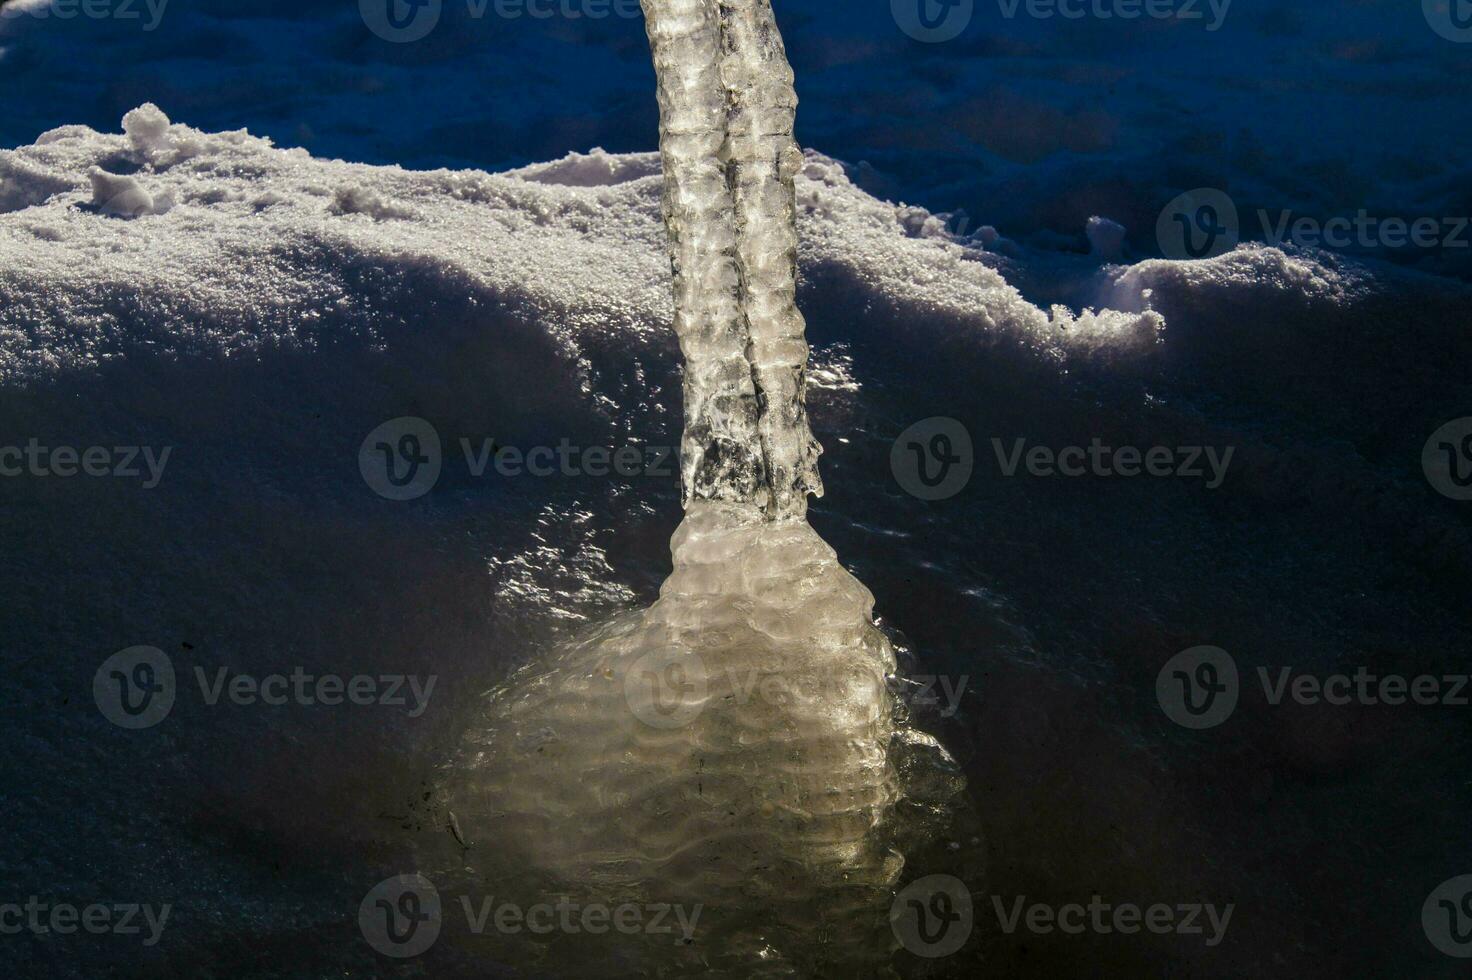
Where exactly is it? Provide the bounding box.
[422,1,968,974]
[427,504,938,975]
[642,0,820,520]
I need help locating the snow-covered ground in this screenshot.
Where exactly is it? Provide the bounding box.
[4,107,1472,976]
[3,0,1470,276]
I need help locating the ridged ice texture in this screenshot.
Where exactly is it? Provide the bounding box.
[430,503,920,974]
[422,7,966,974]
[641,0,822,520]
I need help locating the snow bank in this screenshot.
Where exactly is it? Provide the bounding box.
[0,105,1171,386]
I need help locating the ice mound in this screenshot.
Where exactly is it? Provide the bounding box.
[421,502,965,976]
[328,184,413,221]
[121,103,176,163]
[508,147,663,187]
[1105,241,1374,310]
[1086,215,1127,262]
[87,167,176,217]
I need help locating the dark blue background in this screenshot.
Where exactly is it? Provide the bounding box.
[4,0,1470,262]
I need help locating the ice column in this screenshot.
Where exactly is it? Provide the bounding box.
[640,0,823,520]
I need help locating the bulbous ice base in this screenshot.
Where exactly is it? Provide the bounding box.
[419,503,969,976]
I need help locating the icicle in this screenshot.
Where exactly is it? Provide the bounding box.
[640,0,822,520]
